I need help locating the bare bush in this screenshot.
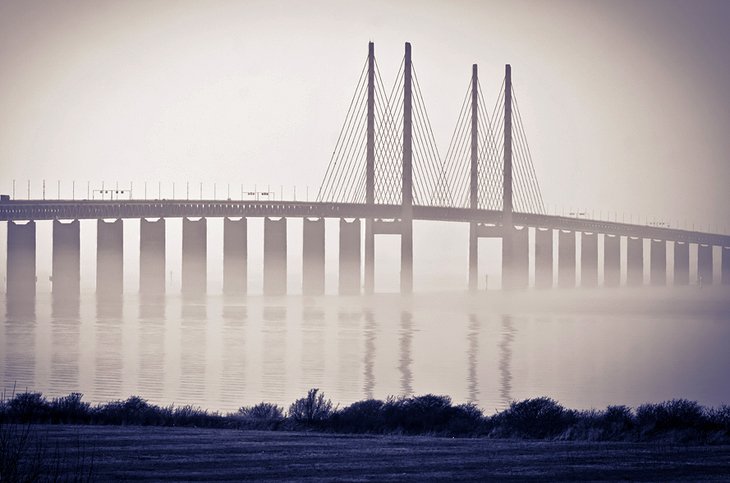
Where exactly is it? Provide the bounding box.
[288,389,333,423]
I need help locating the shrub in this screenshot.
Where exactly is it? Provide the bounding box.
[380,395,470,435]
[636,399,707,435]
[7,393,49,423]
[332,399,385,433]
[447,403,487,436]
[237,402,284,420]
[49,393,91,424]
[95,396,160,425]
[170,405,219,427]
[288,389,333,424]
[493,397,570,439]
[707,405,730,433]
[599,405,635,439]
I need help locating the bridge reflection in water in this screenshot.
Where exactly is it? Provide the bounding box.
[3,291,730,412]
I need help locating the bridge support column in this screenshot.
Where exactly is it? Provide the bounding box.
[52,220,80,297]
[650,239,667,286]
[558,230,576,289]
[182,218,207,295]
[697,244,712,286]
[603,234,620,287]
[140,218,166,296]
[534,228,553,289]
[7,221,36,301]
[722,247,730,285]
[626,236,643,286]
[673,241,690,285]
[508,226,528,290]
[339,219,361,294]
[469,223,478,291]
[581,232,598,288]
[264,217,287,295]
[303,218,325,295]
[365,220,374,294]
[97,219,123,297]
[223,217,247,295]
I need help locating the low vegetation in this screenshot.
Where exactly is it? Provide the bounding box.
[1,389,729,443]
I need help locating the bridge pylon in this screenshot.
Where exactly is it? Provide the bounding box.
[468,64,479,291]
[364,41,375,294]
[501,64,516,290]
[401,42,414,294]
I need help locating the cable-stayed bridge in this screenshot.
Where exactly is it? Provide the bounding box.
[2,42,729,298]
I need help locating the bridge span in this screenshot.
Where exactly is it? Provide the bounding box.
[1,199,729,247]
[3,41,729,298]
[2,198,729,299]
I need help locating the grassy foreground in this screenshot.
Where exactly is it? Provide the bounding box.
[14,424,730,481]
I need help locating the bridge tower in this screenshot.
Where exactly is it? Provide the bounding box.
[501,64,515,289]
[468,64,479,291]
[401,42,414,294]
[364,41,376,294]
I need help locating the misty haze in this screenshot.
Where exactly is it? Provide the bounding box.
[1,0,730,481]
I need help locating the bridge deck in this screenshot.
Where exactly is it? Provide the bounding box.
[0,200,728,246]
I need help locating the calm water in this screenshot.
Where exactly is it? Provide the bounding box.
[2,289,730,413]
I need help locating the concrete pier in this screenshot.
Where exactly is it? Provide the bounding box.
[7,221,36,300]
[650,239,666,286]
[52,220,80,296]
[182,218,207,295]
[364,219,374,294]
[581,232,598,288]
[264,217,287,295]
[339,219,362,294]
[722,247,730,285]
[558,230,576,289]
[603,234,620,287]
[534,228,553,289]
[674,241,690,286]
[697,244,713,286]
[97,219,123,297]
[302,218,325,295]
[512,226,529,290]
[223,217,247,295]
[626,236,643,286]
[140,218,166,296]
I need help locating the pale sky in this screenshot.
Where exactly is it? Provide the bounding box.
[1,0,729,292]
[1,0,729,226]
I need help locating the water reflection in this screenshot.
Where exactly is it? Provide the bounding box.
[220,301,247,409]
[2,292,730,412]
[301,304,325,391]
[467,314,479,403]
[398,311,414,396]
[139,295,165,320]
[336,309,361,402]
[498,315,515,408]
[262,305,287,402]
[95,296,123,401]
[50,296,80,396]
[179,298,207,406]
[362,310,376,399]
[138,297,165,401]
[4,295,36,392]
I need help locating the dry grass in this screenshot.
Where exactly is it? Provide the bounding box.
[21,424,730,481]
